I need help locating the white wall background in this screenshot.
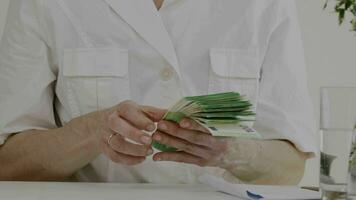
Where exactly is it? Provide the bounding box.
[297,0,356,186]
[1,0,356,186]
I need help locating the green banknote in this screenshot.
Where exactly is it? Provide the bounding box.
[152,92,261,152]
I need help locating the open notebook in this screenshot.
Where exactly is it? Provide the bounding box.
[199,174,321,200]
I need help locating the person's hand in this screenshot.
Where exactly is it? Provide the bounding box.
[152,118,229,168]
[95,101,166,165]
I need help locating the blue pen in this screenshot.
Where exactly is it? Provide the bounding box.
[246,190,264,200]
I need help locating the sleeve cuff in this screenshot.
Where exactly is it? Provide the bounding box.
[0,134,10,146]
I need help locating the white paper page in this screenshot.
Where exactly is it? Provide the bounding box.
[198,174,321,200]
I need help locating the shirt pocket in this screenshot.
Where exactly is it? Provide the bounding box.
[208,48,261,109]
[62,47,130,117]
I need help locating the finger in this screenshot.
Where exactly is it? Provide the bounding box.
[153,152,208,167]
[158,121,215,148]
[104,133,153,157]
[108,114,152,145]
[140,105,167,122]
[117,101,156,132]
[102,142,146,166]
[153,131,212,160]
[179,118,210,133]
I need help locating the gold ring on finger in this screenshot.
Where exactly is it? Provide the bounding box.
[107,133,118,147]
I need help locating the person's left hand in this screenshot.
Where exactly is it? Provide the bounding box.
[152,118,228,168]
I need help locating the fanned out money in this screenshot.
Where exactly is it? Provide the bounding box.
[153,92,261,152]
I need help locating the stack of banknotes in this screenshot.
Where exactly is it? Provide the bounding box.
[153,92,261,152]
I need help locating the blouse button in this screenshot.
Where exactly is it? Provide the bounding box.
[160,67,174,81]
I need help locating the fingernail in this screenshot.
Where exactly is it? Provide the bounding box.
[154,134,162,142]
[180,120,190,128]
[154,157,162,161]
[146,124,155,132]
[147,149,154,156]
[158,122,167,131]
[141,136,152,145]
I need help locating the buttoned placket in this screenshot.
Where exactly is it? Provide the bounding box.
[156,0,187,101]
[157,0,196,182]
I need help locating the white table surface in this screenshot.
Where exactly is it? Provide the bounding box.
[0,182,240,200]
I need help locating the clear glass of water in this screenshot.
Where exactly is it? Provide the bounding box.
[320,87,356,200]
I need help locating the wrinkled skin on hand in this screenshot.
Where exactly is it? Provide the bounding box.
[152,118,231,168]
[98,100,166,165]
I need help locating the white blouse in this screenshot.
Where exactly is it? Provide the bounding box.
[0,0,316,183]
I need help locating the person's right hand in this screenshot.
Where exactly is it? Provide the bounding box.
[92,100,166,165]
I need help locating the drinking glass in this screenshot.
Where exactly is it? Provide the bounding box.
[320,87,356,200]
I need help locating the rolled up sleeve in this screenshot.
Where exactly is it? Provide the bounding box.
[0,0,57,145]
[254,0,317,155]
